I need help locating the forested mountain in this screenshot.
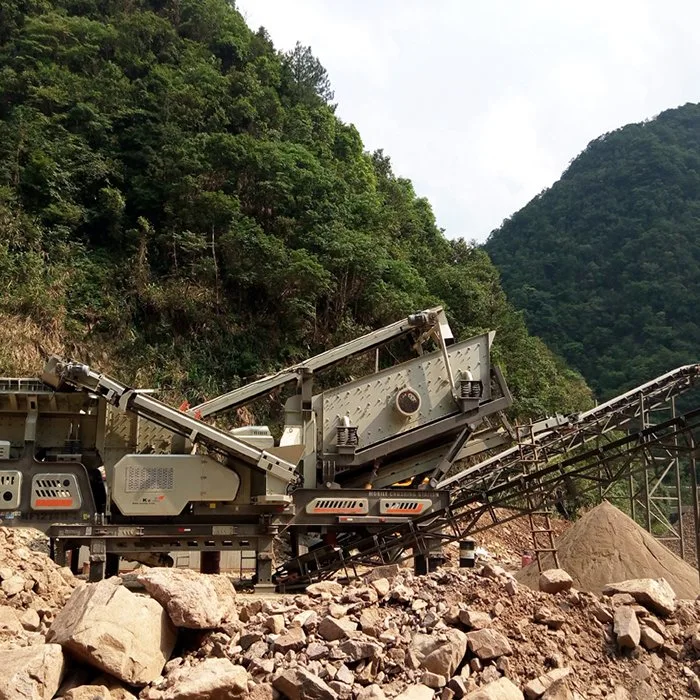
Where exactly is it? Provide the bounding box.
[486,104,700,400]
[0,0,591,420]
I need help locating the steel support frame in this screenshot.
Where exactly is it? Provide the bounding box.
[438,364,699,493]
[276,406,700,588]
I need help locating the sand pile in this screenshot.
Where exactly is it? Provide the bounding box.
[516,500,700,599]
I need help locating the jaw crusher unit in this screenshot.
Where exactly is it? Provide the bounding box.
[0,307,513,586]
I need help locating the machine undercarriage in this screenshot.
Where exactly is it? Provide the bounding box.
[0,308,698,590]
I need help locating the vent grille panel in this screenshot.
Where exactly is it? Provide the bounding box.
[31,473,81,510]
[126,465,174,493]
[379,498,433,515]
[306,498,369,515]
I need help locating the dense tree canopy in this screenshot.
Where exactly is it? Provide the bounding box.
[486,104,700,400]
[0,0,591,420]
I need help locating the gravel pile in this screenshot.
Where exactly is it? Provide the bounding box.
[516,502,699,599]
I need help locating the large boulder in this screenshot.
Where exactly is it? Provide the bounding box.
[339,638,383,661]
[62,686,111,700]
[141,658,248,700]
[93,674,139,700]
[137,568,235,629]
[274,626,307,653]
[640,627,664,650]
[538,570,573,595]
[0,644,65,700]
[273,668,338,700]
[318,615,357,641]
[613,606,640,649]
[602,579,676,617]
[306,582,343,597]
[410,630,467,678]
[360,608,385,638]
[364,565,400,583]
[0,605,24,639]
[395,686,434,700]
[47,578,176,686]
[524,668,571,699]
[465,677,524,699]
[466,629,513,660]
[459,610,492,630]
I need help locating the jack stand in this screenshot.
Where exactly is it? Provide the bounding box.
[255,538,276,593]
[88,538,107,582]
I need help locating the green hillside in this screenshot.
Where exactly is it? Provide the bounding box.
[0,0,591,420]
[485,104,700,399]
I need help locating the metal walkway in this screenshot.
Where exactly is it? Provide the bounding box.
[275,364,700,588]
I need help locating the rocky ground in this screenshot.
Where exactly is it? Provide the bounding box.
[0,524,700,699]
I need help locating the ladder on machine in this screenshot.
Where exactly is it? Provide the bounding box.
[519,422,560,571]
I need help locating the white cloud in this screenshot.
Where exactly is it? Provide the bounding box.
[236,0,700,241]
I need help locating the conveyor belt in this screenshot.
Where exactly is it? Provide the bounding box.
[41,356,298,483]
[275,365,700,588]
[439,363,700,491]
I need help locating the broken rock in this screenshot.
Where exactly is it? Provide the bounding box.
[603,579,676,617]
[466,629,513,661]
[524,668,571,699]
[465,677,523,699]
[371,579,391,598]
[19,608,41,632]
[357,685,387,700]
[539,570,573,595]
[0,605,23,637]
[1,574,25,596]
[92,673,139,700]
[613,606,640,650]
[274,625,306,653]
[360,608,384,637]
[249,684,274,700]
[411,630,468,678]
[640,627,664,650]
[318,615,357,641]
[541,683,573,700]
[335,665,354,686]
[339,638,382,661]
[395,685,435,700]
[273,668,338,700]
[422,671,447,688]
[306,582,343,597]
[141,658,248,700]
[266,614,285,634]
[0,644,65,700]
[391,584,415,604]
[459,610,492,630]
[47,578,176,686]
[306,642,329,660]
[137,568,234,629]
[364,564,400,583]
[62,686,111,700]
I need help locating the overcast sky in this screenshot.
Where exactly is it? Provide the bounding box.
[236,1,700,243]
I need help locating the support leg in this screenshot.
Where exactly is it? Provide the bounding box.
[88,539,106,582]
[413,550,429,576]
[53,540,67,568]
[256,538,275,591]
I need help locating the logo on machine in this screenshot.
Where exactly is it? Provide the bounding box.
[134,494,167,505]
